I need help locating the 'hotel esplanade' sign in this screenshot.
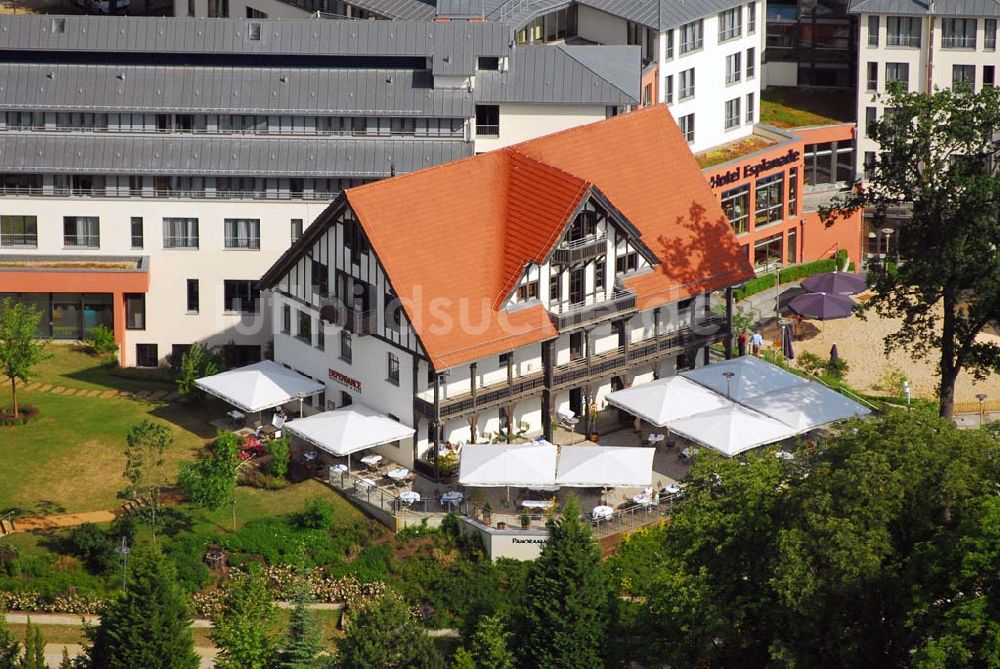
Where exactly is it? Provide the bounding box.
[708,148,801,189]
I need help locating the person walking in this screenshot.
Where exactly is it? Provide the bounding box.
[737,330,749,357]
[750,330,763,357]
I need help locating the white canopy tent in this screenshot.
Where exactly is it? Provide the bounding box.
[681,356,808,402]
[741,381,871,433]
[195,360,324,414]
[555,446,654,488]
[605,376,733,426]
[458,443,558,487]
[668,404,797,457]
[284,403,416,457]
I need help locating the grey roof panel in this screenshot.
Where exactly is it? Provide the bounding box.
[0,63,473,116]
[0,132,471,177]
[848,0,1000,14]
[475,44,639,105]
[345,0,437,19]
[436,0,486,18]
[485,0,746,31]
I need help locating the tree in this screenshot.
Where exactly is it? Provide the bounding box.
[517,496,612,669]
[468,614,514,669]
[825,85,1000,419]
[178,431,241,510]
[16,617,47,669]
[176,344,220,403]
[0,298,49,419]
[334,593,442,669]
[0,608,22,667]
[122,420,172,544]
[82,549,198,669]
[211,568,279,669]
[449,647,475,669]
[274,580,325,669]
[57,648,74,669]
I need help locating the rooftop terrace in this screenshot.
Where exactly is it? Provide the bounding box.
[760,86,855,129]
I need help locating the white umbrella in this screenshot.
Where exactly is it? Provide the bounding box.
[458,443,558,487]
[741,381,871,433]
[681,356,808,402]
[284,403,415,473]
[555,446,654,488]
[195,360,324,414]
[668,404,796,457]
[605,376,733,426]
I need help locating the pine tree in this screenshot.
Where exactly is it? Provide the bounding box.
[82,549,199,669]
[0,609,22,668]
[334,593,442,669]
[211,568,279,669]
[16,617,47,669]
[469,614,514,669]
[274,580,324,669]
[517,496,612,669]
[57,648,74,669]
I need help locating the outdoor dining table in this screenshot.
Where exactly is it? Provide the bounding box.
[355,478,377,492]
[664,483,684,495]
[440,491,464,508]
[360,454,383,469]
[632,493,655,506]
[592,505,614,521]
[386,467,409,482]
[521,500,554,510]
[775,450,795,461]
[647,433,666,446]
[330,464,349,477]
[398,491,421,505]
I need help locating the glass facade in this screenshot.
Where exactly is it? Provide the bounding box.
[0,292,114,339]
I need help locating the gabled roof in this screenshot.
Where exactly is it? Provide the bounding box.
[261,105,753,370]
[847,0,1000,15]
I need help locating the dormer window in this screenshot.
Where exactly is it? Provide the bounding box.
[567,209,598,242]
[516,281,538,302]
[616,250,638,275]
[248,22,262,41]
[477,56,500,71]
[51,18,65,33]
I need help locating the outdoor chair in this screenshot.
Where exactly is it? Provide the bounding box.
[260,414,285,440]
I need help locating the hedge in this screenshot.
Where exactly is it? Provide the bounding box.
[733,258,839,302]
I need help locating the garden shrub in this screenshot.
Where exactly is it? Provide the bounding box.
[0,404,39,426]
[295,499,337,530]
[239,470,288,490]
[65,523,135,575]
[176,344,221,403]
[84,324,118,356]
[263,437,290,479]
[348,544,391,582]
[733,259,839,302]
[163,532,212,593]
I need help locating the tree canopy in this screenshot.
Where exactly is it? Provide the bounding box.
[334,593,442,669]
[613,413,1000,668]
[178,431,241,510]
[211,568,279,669]
[825,85,1000,418]
[0,298,49,418]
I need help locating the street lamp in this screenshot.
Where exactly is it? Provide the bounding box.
[881,228,894,273]
[115,537,130,592]
[977,393,988,427]
[902,380,911,409]
[722,371,735,398]
[867,231,878,269]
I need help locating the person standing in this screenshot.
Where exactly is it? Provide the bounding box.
[750,330,764,357]
[737,330,749,357]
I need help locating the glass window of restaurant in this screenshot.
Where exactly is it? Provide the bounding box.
[754,232,783,271]
[755,173,784,227]
[722,184,750,235]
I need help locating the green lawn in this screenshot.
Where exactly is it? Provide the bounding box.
[761,86,855,128]
[30,343,175,393]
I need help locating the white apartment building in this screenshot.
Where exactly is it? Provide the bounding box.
[0,15,637,367]
[259,106,753,470]
[852,0,999,173]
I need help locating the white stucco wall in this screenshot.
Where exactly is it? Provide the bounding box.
[474,103,607,152]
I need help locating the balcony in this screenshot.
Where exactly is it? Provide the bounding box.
[551,290,636,331]
[414,370,546,420]
[550,234,606,265]
[318,294,376,335]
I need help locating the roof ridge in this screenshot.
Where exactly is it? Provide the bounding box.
[554,44,636,100]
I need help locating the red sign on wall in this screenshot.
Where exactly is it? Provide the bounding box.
[328,368,362,392]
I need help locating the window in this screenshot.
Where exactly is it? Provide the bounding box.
[679,68,695,100]
[746,48,756,79]
[223,279,259,313]
[63,216,99,248]
[297,310,312,343]
[186,279,199,313]
[726,52,742,85]
[643,83,653,106]
[247,20,263,39]
[340,331,352,363]
[868,15,879,46]
[748,1,756,33]
[987,19,997,50]
[0,215,37,248]
[291,219,304,243]
[787,228,798,265]
[317,326,325,351]
[163,218,199,249]
[615,249,638,274]
[886,62,909,91]
[753,232,783,270]
[680,19,703,54]
[746,92,755,124]
[725,98,741,130]
[679,113,695,143]
[51,18,65,33]
[887,16,920,46]
[866,62,878,91]
[477,56,500,70]
[125,294,145,330]
[475,105,500,138]
[224,218,260,249]
[866,106,877,137]
[665,29,674,59]
[135,344,158,368]
[788,167,798,216]
[549,273,561,303]
[953,64,976,91]
[719,7,742,42]
[721,184,750,235]
[188,0,194,14]
[754,172,784,227]
[942,18,976,48]
[985,65,996,87]
[804,140,856,184]
[281,304,291,334]
[130,217,143,249]
[387,353,400,385]
[343,217,367,266]
[516,281,538,302]
[665,75,674,104]
[385,287,401,332]
[341,391,353,407]
[595,257,605,291]
[864,151,877,180]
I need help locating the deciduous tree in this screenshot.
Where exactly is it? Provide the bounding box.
[334,593,442,669]
[211,568,279,669]
[825,85,1000,418]
[468,613,514,669]
[122,420,172,544]
[0,298,49,419]
[178,431,241,510]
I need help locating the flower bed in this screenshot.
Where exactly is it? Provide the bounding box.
[0,590,107,615]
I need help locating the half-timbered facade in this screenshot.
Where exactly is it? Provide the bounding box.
[260,105,754,469]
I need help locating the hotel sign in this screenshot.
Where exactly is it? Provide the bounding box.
[708,148,801,188]
[328,368,362,392]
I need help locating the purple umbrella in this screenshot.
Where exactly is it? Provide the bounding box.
[801,272,867,295]
[788,292,855,321]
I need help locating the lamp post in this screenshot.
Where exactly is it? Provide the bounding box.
[881,228,894,273]
[115,537,130,592]
[722,371,735,399]
[902,380,911,409]
[977,393,988,427]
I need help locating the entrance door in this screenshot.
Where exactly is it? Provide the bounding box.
[569,387,584,419]
[569,267,585,305]
[611,376,629,424]
[569,331,584,361]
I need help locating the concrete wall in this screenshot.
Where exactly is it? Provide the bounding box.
[459,516,549,561]
[474,103,607,153]
[577,4,628,44]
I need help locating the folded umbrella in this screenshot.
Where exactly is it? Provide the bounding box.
[788,292,855,321]
[801,272,867,295]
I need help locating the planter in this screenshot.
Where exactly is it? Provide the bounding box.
[496,521,507,530]
[588,432,599,442]
[520,515,531,530]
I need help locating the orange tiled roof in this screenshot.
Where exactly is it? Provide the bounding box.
[345,105,753,370]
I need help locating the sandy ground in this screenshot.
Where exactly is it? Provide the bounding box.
[777,299,1000,405]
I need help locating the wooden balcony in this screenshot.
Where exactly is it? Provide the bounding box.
[414,370,546,420]
[550,235,606,265]
[551,290,637,332]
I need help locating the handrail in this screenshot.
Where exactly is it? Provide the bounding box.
[0,187,341,201]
